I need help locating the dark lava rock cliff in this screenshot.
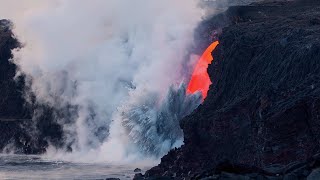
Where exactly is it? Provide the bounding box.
[0,20,63,154]
[144,0,320,179]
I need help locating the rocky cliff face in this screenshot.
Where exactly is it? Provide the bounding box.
[0,20,63,154]
[0,20,28,120]
[145,0,320,179]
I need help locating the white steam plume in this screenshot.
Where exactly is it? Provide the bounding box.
[0,0,204,163]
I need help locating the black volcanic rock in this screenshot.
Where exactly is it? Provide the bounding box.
[0,20,28,119]
[0,19,36,153]
[0,19,63,154]
[146,0,320,179]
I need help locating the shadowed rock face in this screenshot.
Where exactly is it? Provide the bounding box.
[0,20,63,154]
[0,20,28,119]
[145,0,320,179]
[0,20,34,153]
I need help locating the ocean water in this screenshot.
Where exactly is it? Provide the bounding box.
[0,154,143,180]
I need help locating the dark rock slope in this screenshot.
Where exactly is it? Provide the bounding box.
[0,20,27,119]
[144,0,320,179]
[0,20,63,154]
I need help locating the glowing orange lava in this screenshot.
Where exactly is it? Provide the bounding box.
[187,41,219,100]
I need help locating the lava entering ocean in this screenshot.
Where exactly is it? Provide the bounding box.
[187,41,219,100]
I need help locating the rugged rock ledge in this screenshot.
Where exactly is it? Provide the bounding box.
[143,0,320,179]
[0,20,63,154]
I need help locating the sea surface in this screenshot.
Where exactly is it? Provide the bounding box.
[0,154,143,180]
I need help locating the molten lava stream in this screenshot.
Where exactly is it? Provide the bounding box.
[187,41,219,101]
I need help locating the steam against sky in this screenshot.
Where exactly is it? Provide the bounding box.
[0,0,204,164]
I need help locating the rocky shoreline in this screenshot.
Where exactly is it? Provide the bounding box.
[1,0,320,179]
[142,0,320,179]
[0,20,63,154]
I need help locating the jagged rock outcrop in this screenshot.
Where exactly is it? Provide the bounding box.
[0,20,28,120]
[144,0,320,179]
[0,20,63,154]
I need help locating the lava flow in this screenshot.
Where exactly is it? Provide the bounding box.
[187,41,219,100]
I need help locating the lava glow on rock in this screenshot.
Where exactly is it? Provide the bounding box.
[187,41,219,100]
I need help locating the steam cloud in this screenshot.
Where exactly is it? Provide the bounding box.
[0,0,205,163]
